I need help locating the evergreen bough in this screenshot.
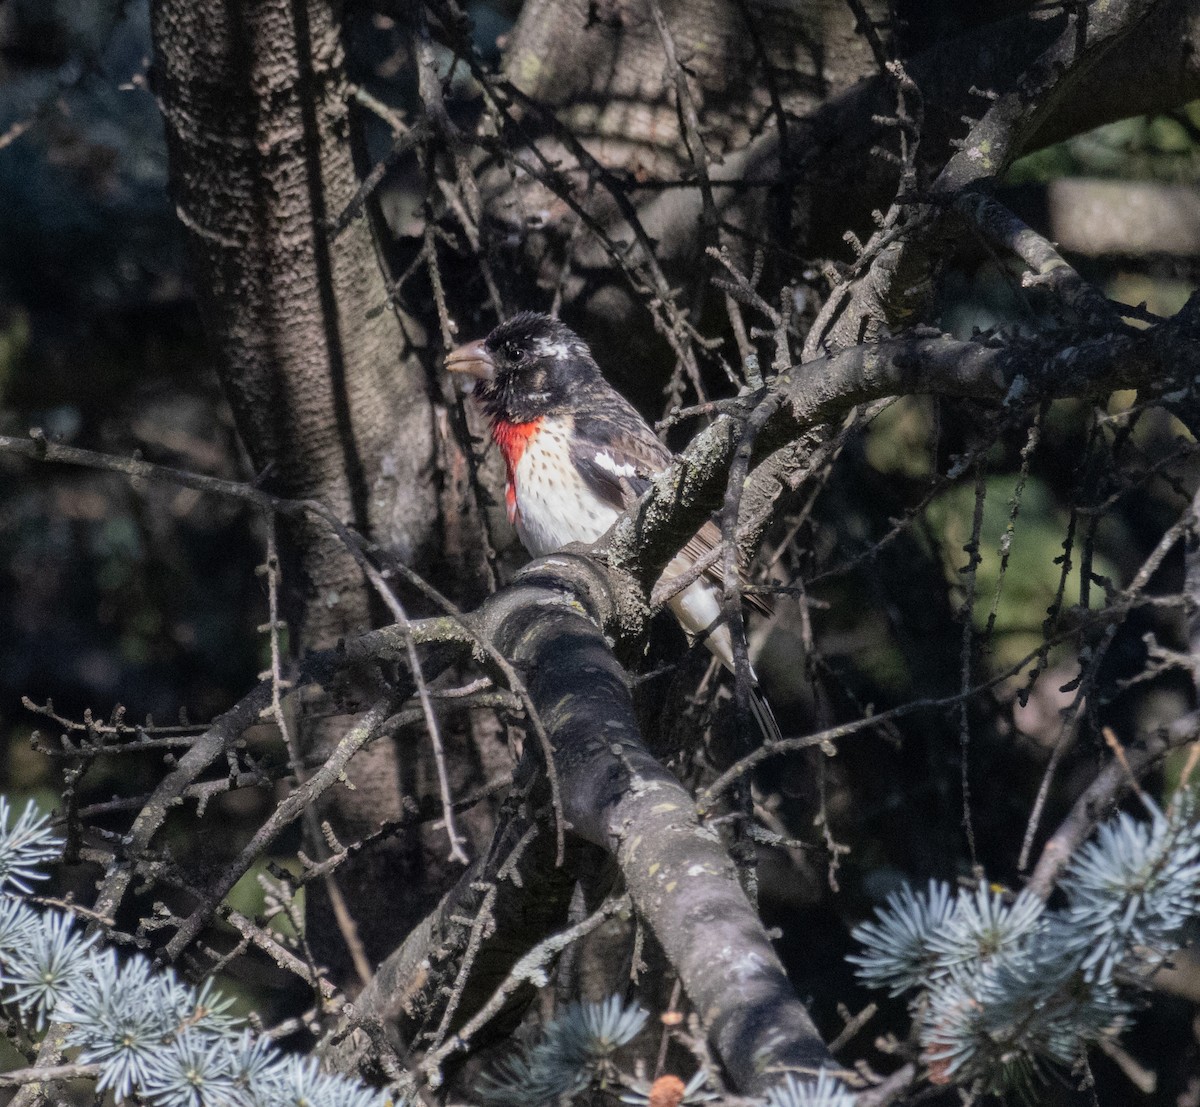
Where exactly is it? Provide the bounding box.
[0,796,392,1107]
[850,789,1200,1092]
[3,784,1192,1104]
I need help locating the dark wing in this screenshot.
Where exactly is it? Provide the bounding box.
[570,405,772,617]
[569,405,674,511]
[681,521,773,617]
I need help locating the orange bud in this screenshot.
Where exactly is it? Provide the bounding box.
[648,1075,687,1107]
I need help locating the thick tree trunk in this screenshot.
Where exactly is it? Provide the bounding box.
[150,0,445,977]
[504,0,878,176]
[150,0,438,635]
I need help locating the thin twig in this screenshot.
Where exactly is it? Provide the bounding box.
[0,1063,101,1088]
[697,599,1180,813]
[1019,500,1196,870]
[421,892,631,1084]
[648,0,718,253]
[220,905,338,1000]
[957,463,987,867]
[163,698,398,960]
[0,429,563,863]
[1027,714,1200,899]
[261,516,375,987]
[422,824,542,1075]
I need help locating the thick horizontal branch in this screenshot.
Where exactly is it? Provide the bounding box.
[489,556,835,1088]
[602,294,1200,604]
[13,293,1199,1000]
[14,295,1199,1096]
[331,554,835,1093]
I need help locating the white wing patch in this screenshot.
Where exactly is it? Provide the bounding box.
[591,450,638,479]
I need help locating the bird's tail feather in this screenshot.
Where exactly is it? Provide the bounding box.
[749,682,782,745]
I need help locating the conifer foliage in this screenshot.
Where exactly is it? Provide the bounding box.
[0,798,392,1107]
[850,791,1200,1092]
[0,787,1196,1102]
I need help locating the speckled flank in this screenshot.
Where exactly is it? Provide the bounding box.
[510,420,745,678]
[512,417,619,554]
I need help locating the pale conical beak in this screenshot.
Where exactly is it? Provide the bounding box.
[444,339,495,381]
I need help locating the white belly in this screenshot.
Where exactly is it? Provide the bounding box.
[512,428,748,678]
[511,425,620,556]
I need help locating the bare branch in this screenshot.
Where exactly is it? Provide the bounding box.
[163,697,399,961]
[0,1063,102,1089]
[813,0,1164,352]
[1026,712,1200,900]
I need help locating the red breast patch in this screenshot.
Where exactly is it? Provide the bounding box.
[492,417,543,524]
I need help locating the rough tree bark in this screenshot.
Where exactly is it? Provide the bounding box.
[149,0,453,973]
[322,296,1200,1092]
[4,284,1195,1096]
[151,0,441,633]
[328,555,833,1094]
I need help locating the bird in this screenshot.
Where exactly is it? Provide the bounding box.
[445,311,780,744]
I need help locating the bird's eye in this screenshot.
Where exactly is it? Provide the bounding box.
[503,340,520,362]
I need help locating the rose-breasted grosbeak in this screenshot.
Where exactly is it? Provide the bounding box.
[446,311,780,743]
